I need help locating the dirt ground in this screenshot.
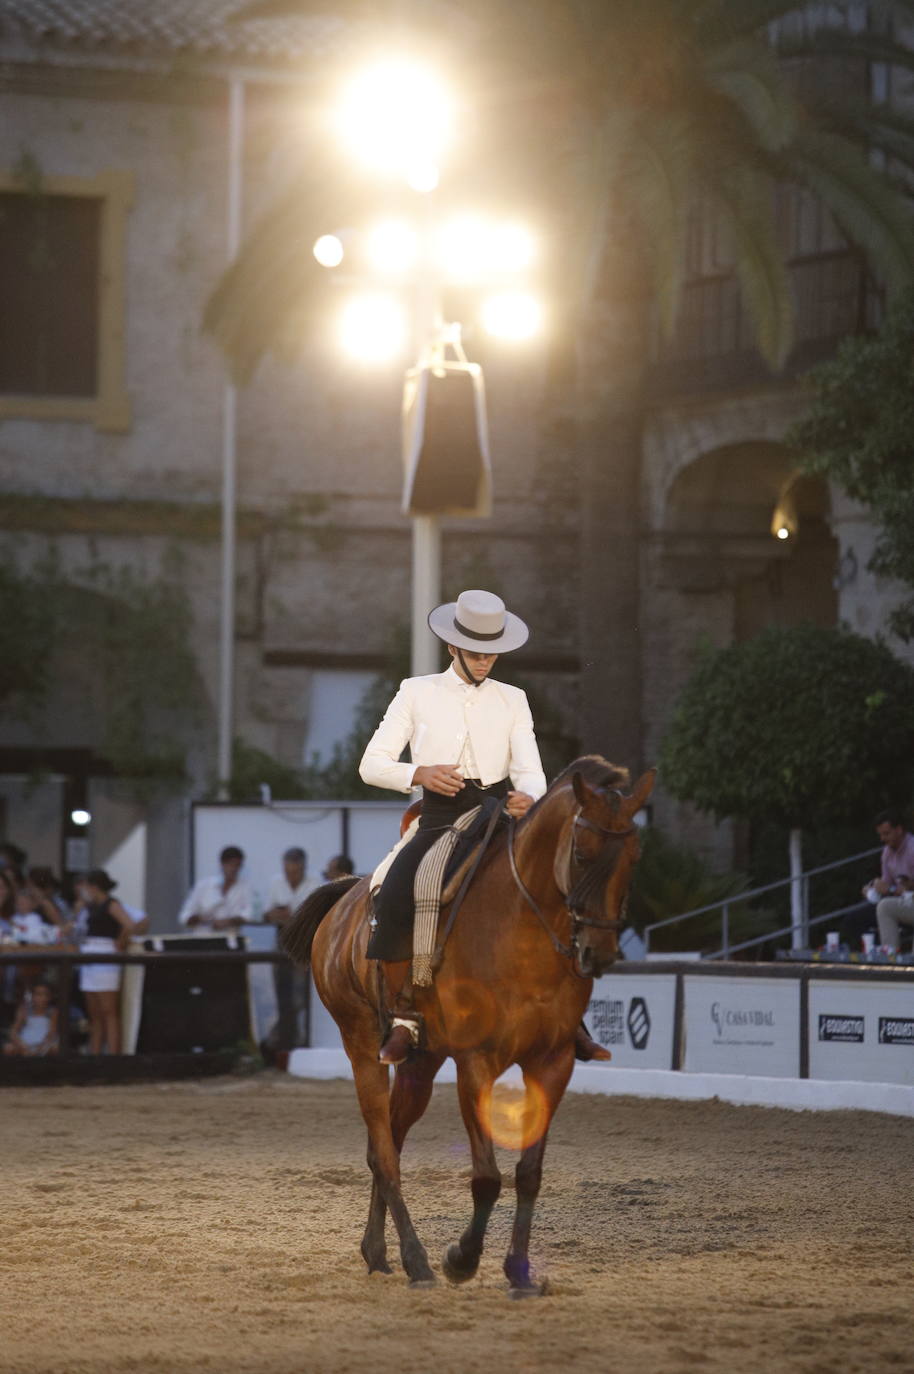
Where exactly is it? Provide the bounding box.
[1,1072,913,1374]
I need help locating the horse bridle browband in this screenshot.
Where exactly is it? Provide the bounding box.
[507,807,636,978]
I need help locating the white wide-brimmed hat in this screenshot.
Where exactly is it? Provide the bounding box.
[428,589,529,654]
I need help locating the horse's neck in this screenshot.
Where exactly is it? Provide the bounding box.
[513,786,572,901]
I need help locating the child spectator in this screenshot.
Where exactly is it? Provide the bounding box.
[3,981,58,1056]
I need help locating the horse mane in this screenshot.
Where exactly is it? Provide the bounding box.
[548,754,631,797]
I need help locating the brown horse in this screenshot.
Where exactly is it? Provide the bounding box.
[283,756,654,1295]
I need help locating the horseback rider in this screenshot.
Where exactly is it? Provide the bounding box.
[359,588,611,1066]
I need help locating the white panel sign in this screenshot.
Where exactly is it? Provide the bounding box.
[192,802,402,914]
[684,976,800,1078]
[809,980,914,1085]
[586,974,676,1069]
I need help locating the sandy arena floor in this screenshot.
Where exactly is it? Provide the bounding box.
[1,1071,912,1374]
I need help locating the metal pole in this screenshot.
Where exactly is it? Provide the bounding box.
[411,514,441,676]
[217,76,245,797]
[408,254,443,678]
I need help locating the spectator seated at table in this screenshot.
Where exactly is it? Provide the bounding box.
[863,809,914,952]
[177,845,254,936]
[3,981,58,1057]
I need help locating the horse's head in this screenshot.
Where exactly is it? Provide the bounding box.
[561,767,656,977]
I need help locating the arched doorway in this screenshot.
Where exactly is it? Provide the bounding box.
[662,441,837,641]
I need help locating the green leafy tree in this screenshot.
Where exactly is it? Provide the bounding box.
[0,553,206,791]
[660,623,914,943]
[208,0,914,767]
[790,286,914,640]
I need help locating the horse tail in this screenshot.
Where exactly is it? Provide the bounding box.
[280,877,360,966]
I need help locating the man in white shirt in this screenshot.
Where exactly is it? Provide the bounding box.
[359,590,551,1065]
[263,846,317,1050]
[177,845,254,935]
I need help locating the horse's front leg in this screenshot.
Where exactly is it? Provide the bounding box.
[443,1054,502,1284]
[351,1055,436,1287]
[504,1047,575,1298]
[362,1052,445,1276]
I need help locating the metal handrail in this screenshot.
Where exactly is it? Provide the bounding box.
[706,901,868,960]
[642,845,881,957]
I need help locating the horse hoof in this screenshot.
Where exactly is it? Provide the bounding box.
[367,1262,393,1276]
[442,1244,478,1284]
[508,1282,545,1300]
[408,1276,437,1290]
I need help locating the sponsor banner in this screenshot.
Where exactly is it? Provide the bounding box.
[587,974,676,1069]
[808,981,914,1084]
[684,977,800,1078]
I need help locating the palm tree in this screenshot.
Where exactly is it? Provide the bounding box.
[206,0,914,764]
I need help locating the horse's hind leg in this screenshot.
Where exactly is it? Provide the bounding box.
[443,1055,502,1284]
[504,1049,574,1297]
[351,1055,436,1287]
[361,1052,443,1276]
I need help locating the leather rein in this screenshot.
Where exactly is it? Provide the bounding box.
[507,808,635,979]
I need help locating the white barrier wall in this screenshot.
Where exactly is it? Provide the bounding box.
[586,974,677,1069]
[683,975,801,1078]
[808,980,914,1086]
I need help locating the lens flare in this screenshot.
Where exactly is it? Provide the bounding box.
[478,1078,551,1151]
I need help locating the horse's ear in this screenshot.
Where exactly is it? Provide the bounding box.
[627,767,657,814]
[572,771,591,805]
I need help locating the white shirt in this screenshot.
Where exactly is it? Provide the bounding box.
[177,875,255,931]
[359,665,547,798]
[266,874,318,913]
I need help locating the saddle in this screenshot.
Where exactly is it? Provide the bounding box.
[409,797,506,986]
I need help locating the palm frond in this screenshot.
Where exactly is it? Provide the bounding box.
[203,163,370,382]
[621,114,695,337]
[784,128,914,296]
[707,38,799,150]
[703,165,794,366]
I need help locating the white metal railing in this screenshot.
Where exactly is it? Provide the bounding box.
[642,846,881,959]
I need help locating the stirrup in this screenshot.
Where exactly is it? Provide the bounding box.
[378,1015,422,1065]
[390,1015,421,1045]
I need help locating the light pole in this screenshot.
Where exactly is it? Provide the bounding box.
[316,61,543,677]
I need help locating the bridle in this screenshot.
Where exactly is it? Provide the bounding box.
[507,806,636,979]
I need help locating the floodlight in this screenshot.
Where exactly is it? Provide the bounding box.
[487,223,537,273]
[437,215,491,282]
[366,220,418,275]
[481,292,543,340]
[335,60,452,183]
[70,809,91,826]
[339,292,408,362]
[313,234,344,268]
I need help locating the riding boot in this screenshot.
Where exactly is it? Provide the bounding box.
[574,1021,612,1062]
[377,959,420,1065]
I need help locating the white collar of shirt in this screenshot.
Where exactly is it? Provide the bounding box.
[444,663,488,694]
